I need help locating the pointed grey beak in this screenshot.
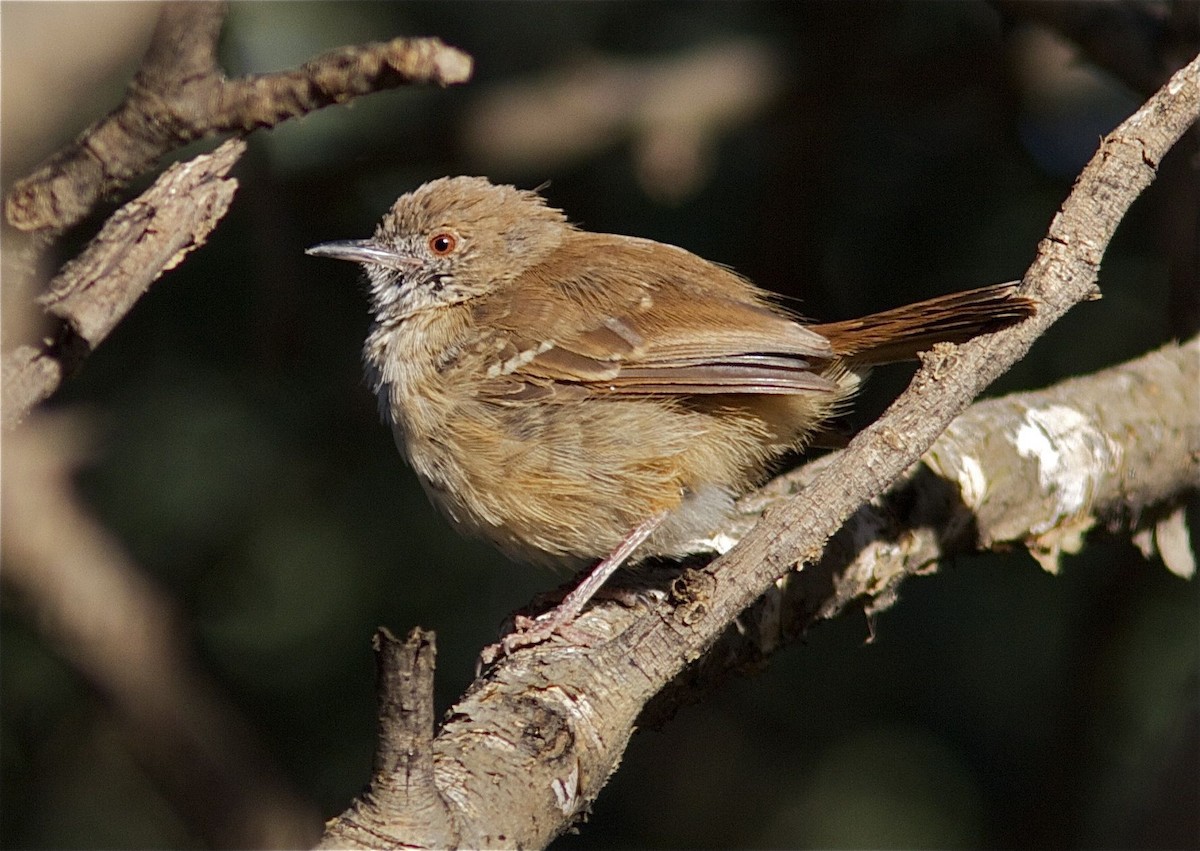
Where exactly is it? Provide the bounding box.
[306,239,420,269]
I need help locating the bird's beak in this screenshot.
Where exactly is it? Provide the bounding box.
[306,239,420,269]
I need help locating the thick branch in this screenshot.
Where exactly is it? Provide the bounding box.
[4,2,472,236]
[320,51,1200,851]
[642,336,1198,720]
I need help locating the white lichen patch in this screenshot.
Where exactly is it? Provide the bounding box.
[1014,404,1118,535]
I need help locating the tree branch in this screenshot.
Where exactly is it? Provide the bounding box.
[318,629,458,849]
[319,52,1200,849]
[3,2,472,237]
[641,335,1198,721]
[2,138,245,429]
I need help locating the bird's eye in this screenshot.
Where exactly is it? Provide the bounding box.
[428,232,458,256]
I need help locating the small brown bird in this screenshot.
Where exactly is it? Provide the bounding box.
[309,176,1032,654]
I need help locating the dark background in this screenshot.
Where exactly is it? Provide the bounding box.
[3,2,1197,848]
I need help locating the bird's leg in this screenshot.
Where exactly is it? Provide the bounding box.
[483,511,669,664]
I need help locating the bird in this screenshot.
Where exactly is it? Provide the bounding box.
[308,176,1033,656]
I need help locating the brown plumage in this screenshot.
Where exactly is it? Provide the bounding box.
[309,176,1034,654]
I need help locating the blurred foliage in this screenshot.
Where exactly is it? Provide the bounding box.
[2,2,1197,849]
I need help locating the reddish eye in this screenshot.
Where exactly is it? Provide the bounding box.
[428,232,458,256]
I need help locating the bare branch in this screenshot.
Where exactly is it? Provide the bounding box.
[2,138,245,429]
[213,35,473,129]
[317,629,458,849]
[3,2,472,236]
[319,51,1200,851]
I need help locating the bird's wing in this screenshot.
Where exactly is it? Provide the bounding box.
[468,234,838,401]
